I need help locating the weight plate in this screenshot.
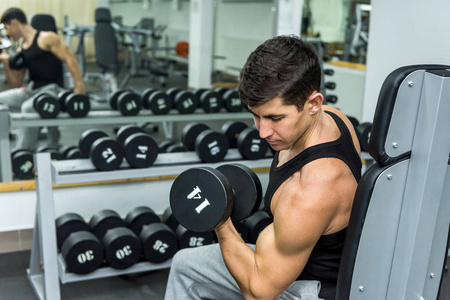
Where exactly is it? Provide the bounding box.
[123,132,158,168]
[115,125,144,145]
[181,122,210,152]
[65,93,90,118]
[223,89,244,112]
[200,90,223,113]
[237,127,269,160]
[148,91,172,115]
[216,163,262,222]
[55,212,90,249]
[221,121,249,149]
[117,91,142,116]
[78,129,108,158]
[140,223,179,263]
[195,130,229,163]
[125,206,161,236]
[90,137,124,171]
[102,227,142,269]
[170,167,233,232]
[61,231,104,275]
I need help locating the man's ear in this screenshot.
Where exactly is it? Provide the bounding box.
[307,92,323,115]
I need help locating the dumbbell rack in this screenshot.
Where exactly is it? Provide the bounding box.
[27,151,272,300]
[0,106,252,182]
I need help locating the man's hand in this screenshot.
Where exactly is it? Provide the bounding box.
[0,52,10,65]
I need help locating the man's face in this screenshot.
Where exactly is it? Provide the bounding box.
[248,97,308,152]
[3,20,20,41]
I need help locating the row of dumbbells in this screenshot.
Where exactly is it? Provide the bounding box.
[346,115,372,152]
[57,205,271,275]
[111,86,245,116]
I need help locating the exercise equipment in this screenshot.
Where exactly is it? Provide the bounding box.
[139,88,172,115]
[89,209,141,269]
[109,90,142,116]
[221,121,270,160]
[166,87,198,114]
[356,122,372,152]
[78,129,124,171]
[59,145,82,159]
[181,122,229,163]
[196,89,224,113]
[35,146,64,161]
[11,148,34,180]
[58,90,91,118]
[243,210,272,244]
[222,89,245,112]
[125,206,178,263]
[33,92,60,119]
[8,52,25,70]
[55,212,103,275]
[176,225,216,249]
[170,163,262,232]
[115,125,158,168]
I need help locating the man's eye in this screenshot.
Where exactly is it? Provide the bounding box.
[271,118,282,122]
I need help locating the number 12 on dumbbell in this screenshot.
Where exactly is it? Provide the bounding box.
[170,164,262,233]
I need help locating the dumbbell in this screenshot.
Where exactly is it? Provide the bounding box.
[170,163,262,233]
[356,122,372,152]
[57,90,90,118]
[196,89,224,113]
[78,129,124,171]
[89,209,142,269]
[55,212,104,274]
[181,122,229,163]
[139,88,172,115]
[243,210,272,244]
[11,148,34,180]
[115,125,158,168]
[33,92,60,119]
[109,90,142,116]
[221,121,270,160]
[162,207,215,249]
[166,87,198,114]
[125,206,179,263]
[35,145,64,161]
[222,89,245,112]
[59,145,82,159]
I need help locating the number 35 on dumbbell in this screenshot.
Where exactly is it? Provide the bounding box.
[170,164,262,232]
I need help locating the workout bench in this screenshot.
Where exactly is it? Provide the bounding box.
[336,65,450,299]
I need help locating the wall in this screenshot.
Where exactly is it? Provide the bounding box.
[362,0,450,122]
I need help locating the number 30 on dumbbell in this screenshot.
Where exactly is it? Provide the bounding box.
[170,164,262,232]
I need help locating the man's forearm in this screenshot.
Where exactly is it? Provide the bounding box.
[65,55,85,94]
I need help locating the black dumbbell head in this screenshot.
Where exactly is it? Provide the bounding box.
[140,88,158,109]
[89,137,124,171]
[61,231,104,275]
[109,90,124,110]
[244,210,272,244]
[216,163,262,223]
[181,122,210,151]
[115,125,144,145]
[170,167,233,232]
[176,225,215,249]
[195,129,229,163]
[237,127,269,160]
[78,129,108,158]
[356,122,372,152]
[140,223,179,263]
[117,91,142,116]
[223,89,244,112]
[200,90,223,113]
[89,209,126,240]
[102,227,142,269]
[221,121,249,149]
[147,90,172,115]
[55,212,90,249]
[174,91,198,114]
[33,93,60,118]
[125,206,161,236]
[11,149,34,179]
[65,93,90,118]
[162,206,179,232]
[123,132,158,168]
[58,90,72,112]
[166,143,186,153]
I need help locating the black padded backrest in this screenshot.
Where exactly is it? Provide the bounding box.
[94,8,119,73]
[30,14,57,33]
[335,64,450,299]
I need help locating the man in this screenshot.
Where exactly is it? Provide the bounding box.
[165,35,361,300]
[0,7,85,150]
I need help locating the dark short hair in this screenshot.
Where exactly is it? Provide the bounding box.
[238,35,321,110]
[1,7,27,25]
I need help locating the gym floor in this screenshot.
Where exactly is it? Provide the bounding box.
[0,63,449,300]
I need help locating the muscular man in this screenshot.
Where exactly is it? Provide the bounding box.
[0,7,85,150]
[165,35,361,300]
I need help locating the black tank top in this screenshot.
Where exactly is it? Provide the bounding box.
[21,31,64,89]
[264,110,361,300]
